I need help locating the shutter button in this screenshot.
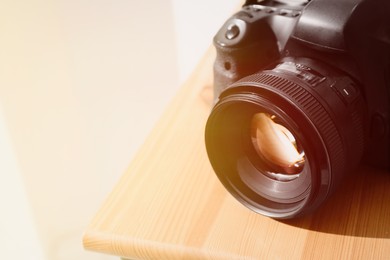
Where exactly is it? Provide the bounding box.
[225,24,240,40]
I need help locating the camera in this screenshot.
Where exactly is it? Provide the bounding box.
[205,0,390,219]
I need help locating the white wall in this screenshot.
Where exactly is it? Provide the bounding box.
[171,1,238,84]
[0,0,237,259]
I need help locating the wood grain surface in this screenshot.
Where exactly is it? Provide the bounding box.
[83,47,390,260]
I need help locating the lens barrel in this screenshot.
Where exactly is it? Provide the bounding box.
[205,58,366,218]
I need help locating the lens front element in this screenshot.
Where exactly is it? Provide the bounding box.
[251,113,305,176]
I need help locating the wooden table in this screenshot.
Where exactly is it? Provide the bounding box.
[83,47,390,259]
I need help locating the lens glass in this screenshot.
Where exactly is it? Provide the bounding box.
[250,112,305,180]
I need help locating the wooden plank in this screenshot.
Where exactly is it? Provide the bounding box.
[83,46,390,259]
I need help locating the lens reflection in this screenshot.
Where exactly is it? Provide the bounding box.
[251,113,305,175]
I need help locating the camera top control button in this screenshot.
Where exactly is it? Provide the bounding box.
[225,24,240,40]
[214,19,246,47]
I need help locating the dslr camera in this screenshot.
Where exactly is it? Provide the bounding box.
[205,0,390,219]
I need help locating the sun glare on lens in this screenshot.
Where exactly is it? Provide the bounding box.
[251,113,305,175]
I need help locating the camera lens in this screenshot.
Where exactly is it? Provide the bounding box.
[251,112,305,177]
[205,58,366,218]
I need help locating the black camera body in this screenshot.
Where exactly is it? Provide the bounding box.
[205,0,390,218]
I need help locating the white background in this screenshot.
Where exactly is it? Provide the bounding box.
[0,1,238,259]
